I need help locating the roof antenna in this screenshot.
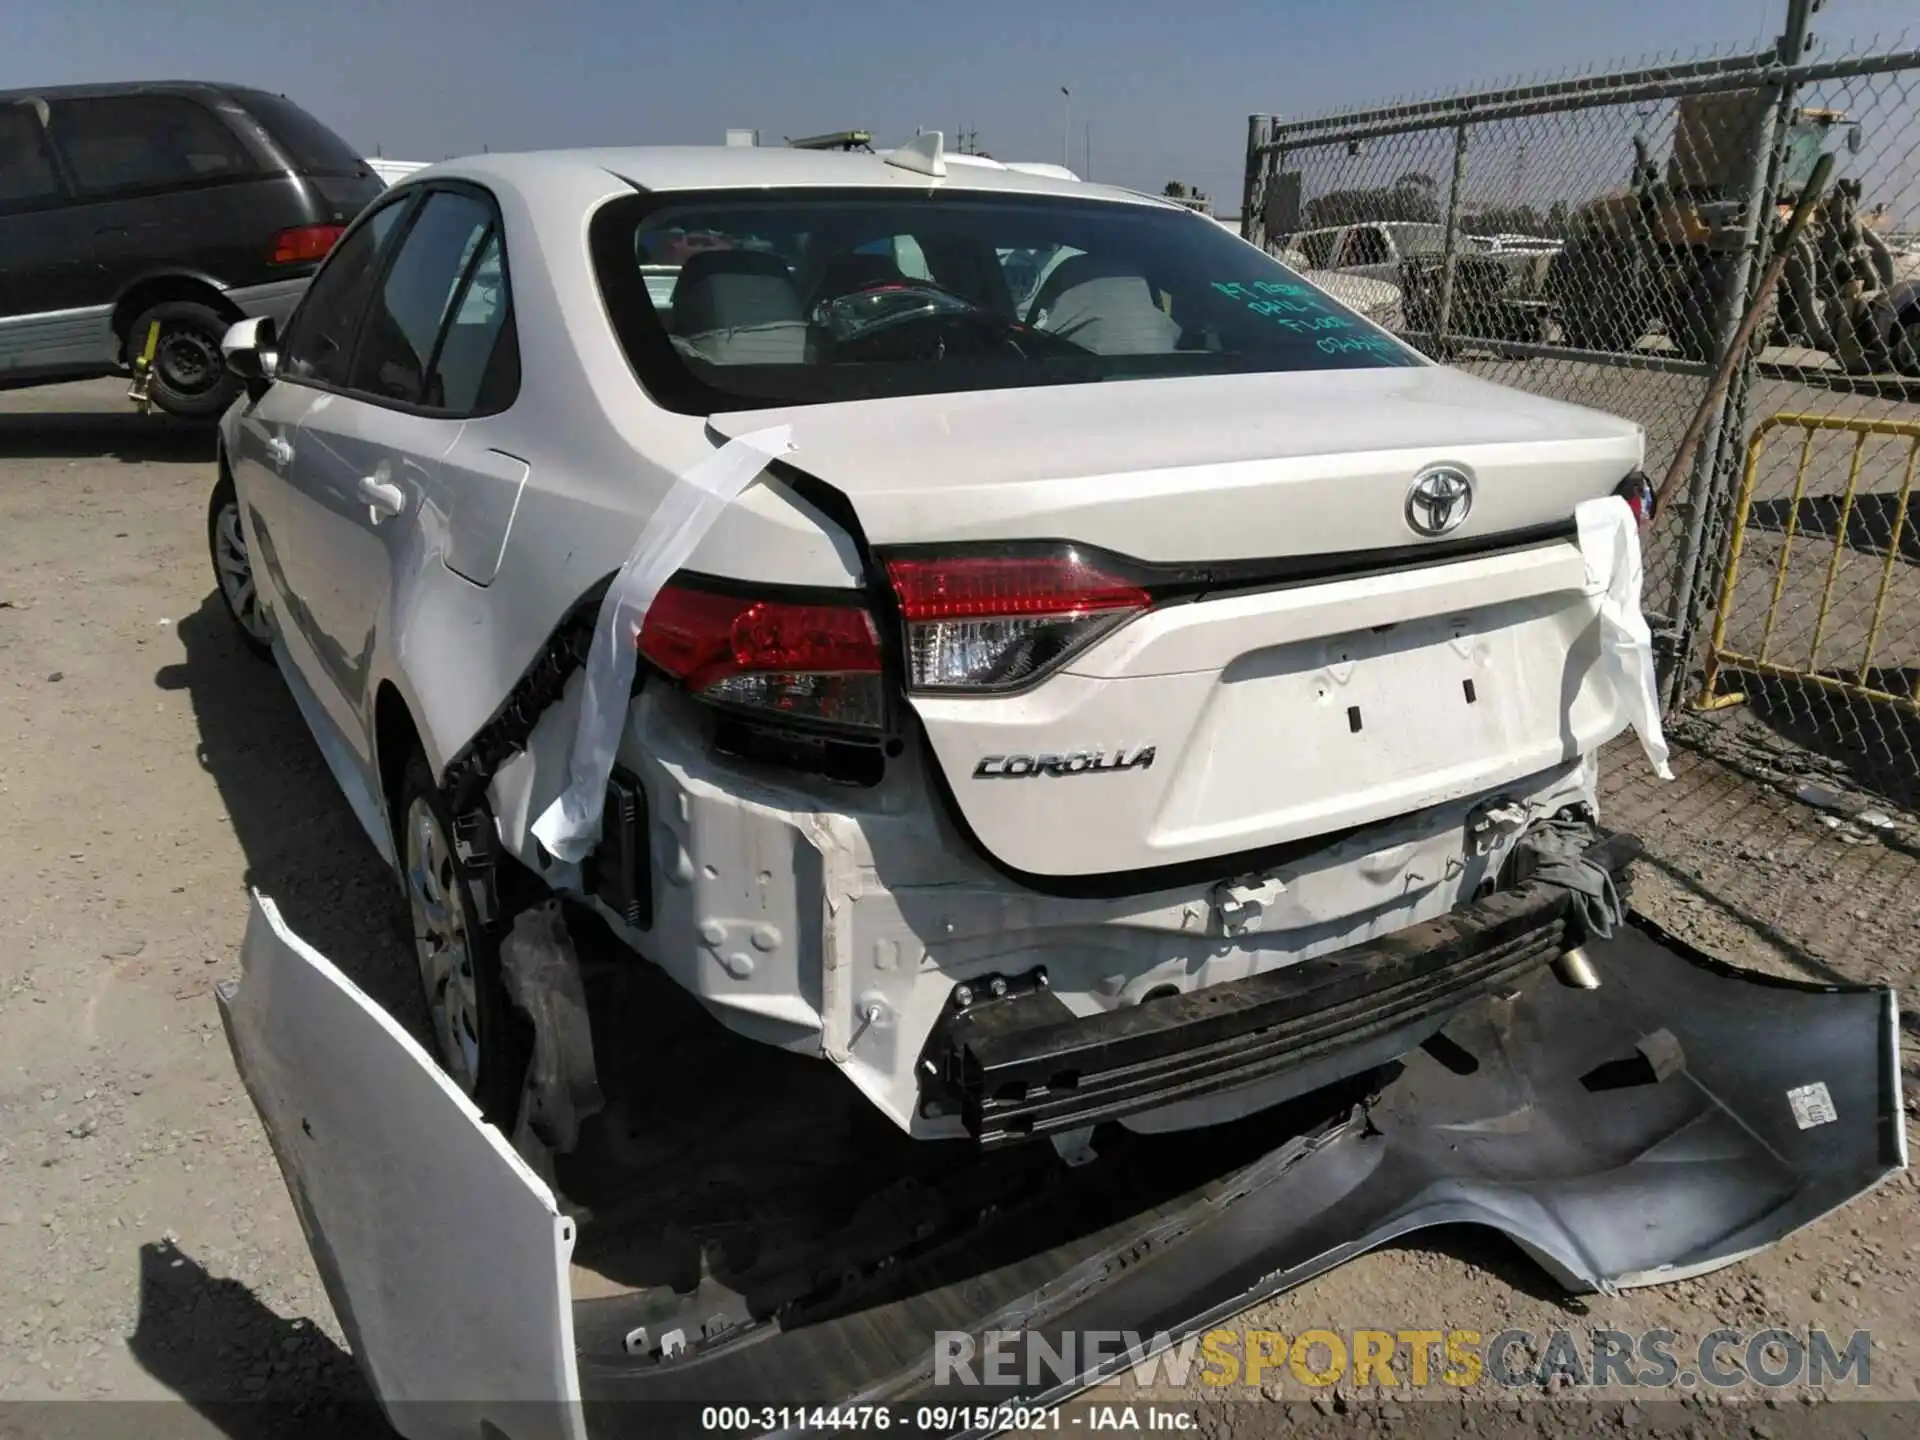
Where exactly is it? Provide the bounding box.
[885,129,946,178]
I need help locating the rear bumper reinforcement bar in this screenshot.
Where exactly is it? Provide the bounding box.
[929,835,1639,1145]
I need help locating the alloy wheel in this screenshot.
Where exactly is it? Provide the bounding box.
[212,502,274,644]
[405,797,483,1095]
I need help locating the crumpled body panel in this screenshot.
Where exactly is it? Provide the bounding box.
[219,895,1902,1439]
[216,896,586,1440]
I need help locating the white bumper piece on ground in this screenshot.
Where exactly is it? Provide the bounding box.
[216,895,587,1440]
[220,890,1902,1439]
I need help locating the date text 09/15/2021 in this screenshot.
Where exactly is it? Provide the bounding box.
[697,1405,1195,1432]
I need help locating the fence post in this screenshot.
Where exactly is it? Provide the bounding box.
[1242,114,1270,247]
[1661,0,1815,708]
[1434,124,1471,353]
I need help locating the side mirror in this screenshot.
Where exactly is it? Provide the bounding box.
[1846,124,1865,156]
[222,316,279,396]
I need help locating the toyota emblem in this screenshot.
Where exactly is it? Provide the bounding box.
[1406,467,1474,537]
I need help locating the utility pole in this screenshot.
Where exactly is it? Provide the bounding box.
[1085,122,1091,179]
[1060,86,1071,169]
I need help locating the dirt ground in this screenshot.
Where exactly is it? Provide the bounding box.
[1,379,1916,1436]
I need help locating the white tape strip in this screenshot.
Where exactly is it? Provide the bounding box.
[1575,495,1673,780]
[531,425,795,863]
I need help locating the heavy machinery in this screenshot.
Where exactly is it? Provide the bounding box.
[1547,90,1895,367]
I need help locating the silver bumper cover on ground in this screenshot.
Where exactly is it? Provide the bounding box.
[217,893,1904,1439]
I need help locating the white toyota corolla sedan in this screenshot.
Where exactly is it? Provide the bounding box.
[210,135,1668,1143]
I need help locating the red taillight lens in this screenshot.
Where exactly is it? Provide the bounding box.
[1616,470,1655,529]
[638,580,884,730]
[271,224,346,265]
[885,551,1151,691]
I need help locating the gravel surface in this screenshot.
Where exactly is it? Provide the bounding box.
[1,379,1914,1437]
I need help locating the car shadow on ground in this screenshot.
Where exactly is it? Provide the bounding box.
[127,1240,389,1439]
[0,409,217,464]
[152,590,427,1038]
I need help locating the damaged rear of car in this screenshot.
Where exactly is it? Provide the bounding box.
[208,139,1905,1435]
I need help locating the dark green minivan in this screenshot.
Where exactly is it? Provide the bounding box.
[0,81,384,417]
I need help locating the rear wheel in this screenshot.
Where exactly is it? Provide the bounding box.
[127,299,243,419]
[207,473,273,659]
[1890,315,1920,377]
[1665,253,1730,363]
[398,754,528,1125]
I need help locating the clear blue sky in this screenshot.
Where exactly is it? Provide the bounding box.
[6,0,1915,206]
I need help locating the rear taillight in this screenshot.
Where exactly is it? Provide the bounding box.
[270,224,346,265]
[885,549,1152,691]
[1616,470,1655,528]
[638,580,884,731]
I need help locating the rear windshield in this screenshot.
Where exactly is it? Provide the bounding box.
[1391,224,1448,255]
[240,91,370,178]
[590,189,1421,413]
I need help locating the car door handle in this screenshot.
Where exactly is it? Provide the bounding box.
[358,474,407,520]
[265,435,294,468]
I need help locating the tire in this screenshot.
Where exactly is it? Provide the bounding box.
[1550,242,1646,353]
[1891,317,1920,379]
[1666,256,1729,364]
[207,473,274,660]
[397,754,529,1125]
[127,299,243,420]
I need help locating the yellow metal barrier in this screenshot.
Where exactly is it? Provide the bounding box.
[1697,411,1920,715]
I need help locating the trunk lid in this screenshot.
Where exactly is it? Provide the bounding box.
[714,368,1646,881]
[711,366,1641,559]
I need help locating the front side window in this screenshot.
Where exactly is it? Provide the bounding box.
[591,190,1418,414]
[279,197,410,387]
[46,96,255,195]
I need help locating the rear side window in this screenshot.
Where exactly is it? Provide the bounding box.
[46,96,255,195]
[239,91,371,179]
[280,197,411,387]
[349,189,515,412]
[0,104,62,208]
[432,232,516,412]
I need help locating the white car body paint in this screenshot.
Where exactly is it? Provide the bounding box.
[206,143,1911,1435]
[219,143,1657,1142]
[483,664,1604,1133]
[218,893,584,1437]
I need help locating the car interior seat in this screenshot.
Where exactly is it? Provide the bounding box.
[670,250,804,336]
[1026,253,1182,355]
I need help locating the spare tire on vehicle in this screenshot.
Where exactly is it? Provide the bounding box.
[127,299,244,420]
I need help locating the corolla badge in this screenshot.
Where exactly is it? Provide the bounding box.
[1406,466,1474,537]
[974,746,1156,779]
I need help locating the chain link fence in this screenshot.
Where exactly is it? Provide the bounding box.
[1239,0,1920,976]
